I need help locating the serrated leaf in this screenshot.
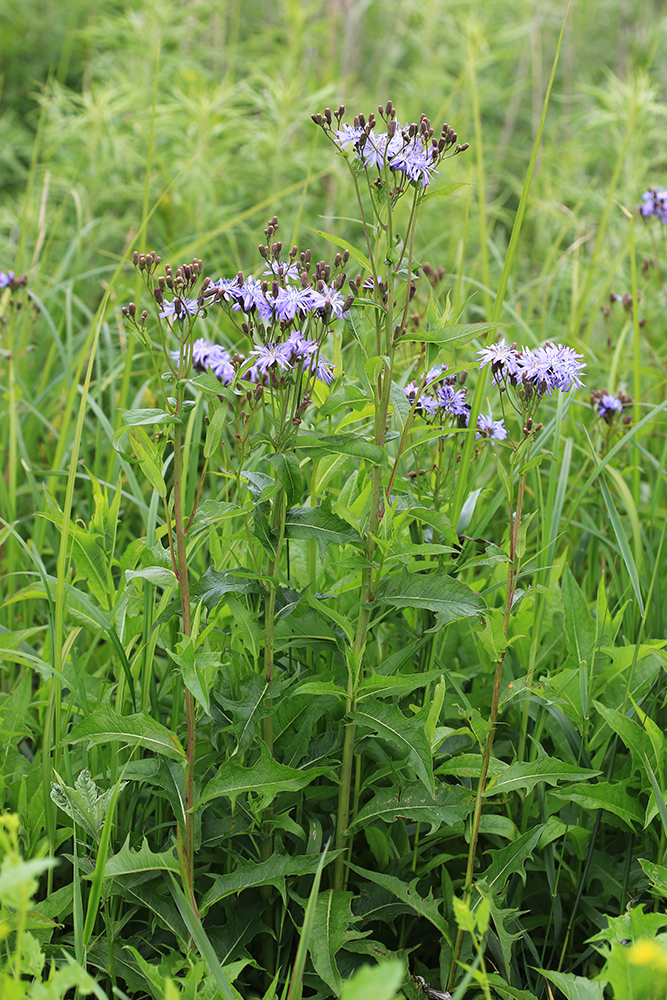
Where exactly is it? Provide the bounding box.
[339,959,404,1000]
[196,742,330,812]
[352,700,434,795]
[549,781,644,830]
[484,826,544,896]
[64,700,185,760]
[309,890,369,995]
[485,973,552,1000]
[104,835,179,877]
[485,758,599,796]
[536,969,605,1000]
[200,852,332,913]
[639,859,667,897]
[474,883,523,980]
[347,782,472,835]
[376,569,485,628]
[284,500,361,557]
[346,864,450,942]
[357,668,444,702]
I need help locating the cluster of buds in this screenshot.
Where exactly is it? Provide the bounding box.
[132,250,161,276]
[0,270,28,293]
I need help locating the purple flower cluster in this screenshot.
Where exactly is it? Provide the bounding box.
[402,365,506,444]
[477,340,585,396]
[0,271,15,288]
[335,122,439,188]
[598,394,623,418]
[159,269,350,329]
[171,333,336,387]
[639,188,667,223]
[590,388,632,425]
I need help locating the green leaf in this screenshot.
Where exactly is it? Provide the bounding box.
[268,452,302,508]
[346,864,450,942]
[537,968,605,1000]
[196,742,330,812]
[306,227,373,273]
[339,959,404,1000]
[189,500,244,533]
[200,852,332,913]
[253,502,277,556]
[376,569,485,628]
[357,667,444,702]
[104,835,179,877]
[309,890,369,995]
[485,758,599,797]
[549,780,644,830]
[64,699,185,760]
[599,472,644,616]
[284,500,361,557]
[400,321,507,345]
[190,567,263,607]
[421,181,470,202]
[352,699,434,795]
[639,859,667,898]
[126,426,167,496]
[296,432,385,465]
[347,782,472,835]
[167,637,217,714]
[204,400,228,458]
[117,407,182,429]
[484,826,544,896]
[562,565,596,668]
[126,566,178,588]
[474,885,523,981]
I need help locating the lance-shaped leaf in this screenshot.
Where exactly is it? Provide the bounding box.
[267,452,302,508]
[400,321,507,346]
[346,864,450,942]
[352,700,434,795]
[485,758,599,797]
[376,569,485,629]
[284,500,362,557]
[200,852,333,913]
[191,567,263,607]
[104,835,179,877]
[296,432,385,465]
[347,782,472,835]
[196,741,330,812]
[64,700,185,760]
[549,780,644,830]
[483,826,544,896]
[309,890,369,995]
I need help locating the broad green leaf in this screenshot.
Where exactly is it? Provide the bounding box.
[167,638,218,714]
[104,835,179,877]
[189,500,245,533]
[117,407,182,429]
[474,885,523,981]
[352,700,434,795]
[127,426,167,496]
[296,432,385,465]
[64,700,185,760]
[284,500,361,557]
[589,903,667,948]
[309,890,368,995]
[346,864,450,942]
[485,758,599,796]
[347,782,472,835]
[594,703,657,780]
[536,969,605,1000]
[421,181,470,202]
[268,451,302,508]
[562,565,596,668]
[191,567,263,607]
[549,781,644,830]
[253,502,276,555]
[376,569,485,628]
[484,826,544,896]
[126,566,178,588]
[240,469,275,501]
[639,859,667,898]
[437,753,507,782]
[339,959,404,1000]
[196,742,330,812]
[483,974,540,1000]
[200,852,331,913]
[357,668,444,702]
[204,400,228,458]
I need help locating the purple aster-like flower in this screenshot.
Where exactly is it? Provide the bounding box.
[335,123,365,150]
[311,283,349,319]
[234,277,273,322]
[205,277,242,303]
[359,130,390,169]
[208,345,235,384]
[274,284,317,322]
[284,330,318,363]
[159,297,203,322]
[263,260,300,282]
[0,271,15,288]
[437,383,469,416]
[389,137,438,187]
[423,364,448,385]
[597,393,624,419]
[417,393,439,416]
[478,339,521,380]
[313,358,336,385]
[403,381,420,405]
[639,188,667,223]
[518,342,585,394]
[250,341,293,376]
[476,413,507,444]
[192,337,212,368]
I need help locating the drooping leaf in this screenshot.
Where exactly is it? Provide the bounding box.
[485,758,599,797]
[190,567,263,608]
[549,781,644,830]
[200,852,333,913]
[352,700,434,795]
[400,321,507,346]
[63,700,185,760]
[640,859,667,899]
[284,500,362,557]
[346,864,450,942]
[376,569,485,628]
[347,782,472,835]
[537,968,605,1000]
[296,432,385,465]
[196,742,331,812]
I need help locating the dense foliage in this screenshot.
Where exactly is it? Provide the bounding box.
[2,3,667,1000]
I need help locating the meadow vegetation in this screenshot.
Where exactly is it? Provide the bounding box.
[2,2,667,998]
